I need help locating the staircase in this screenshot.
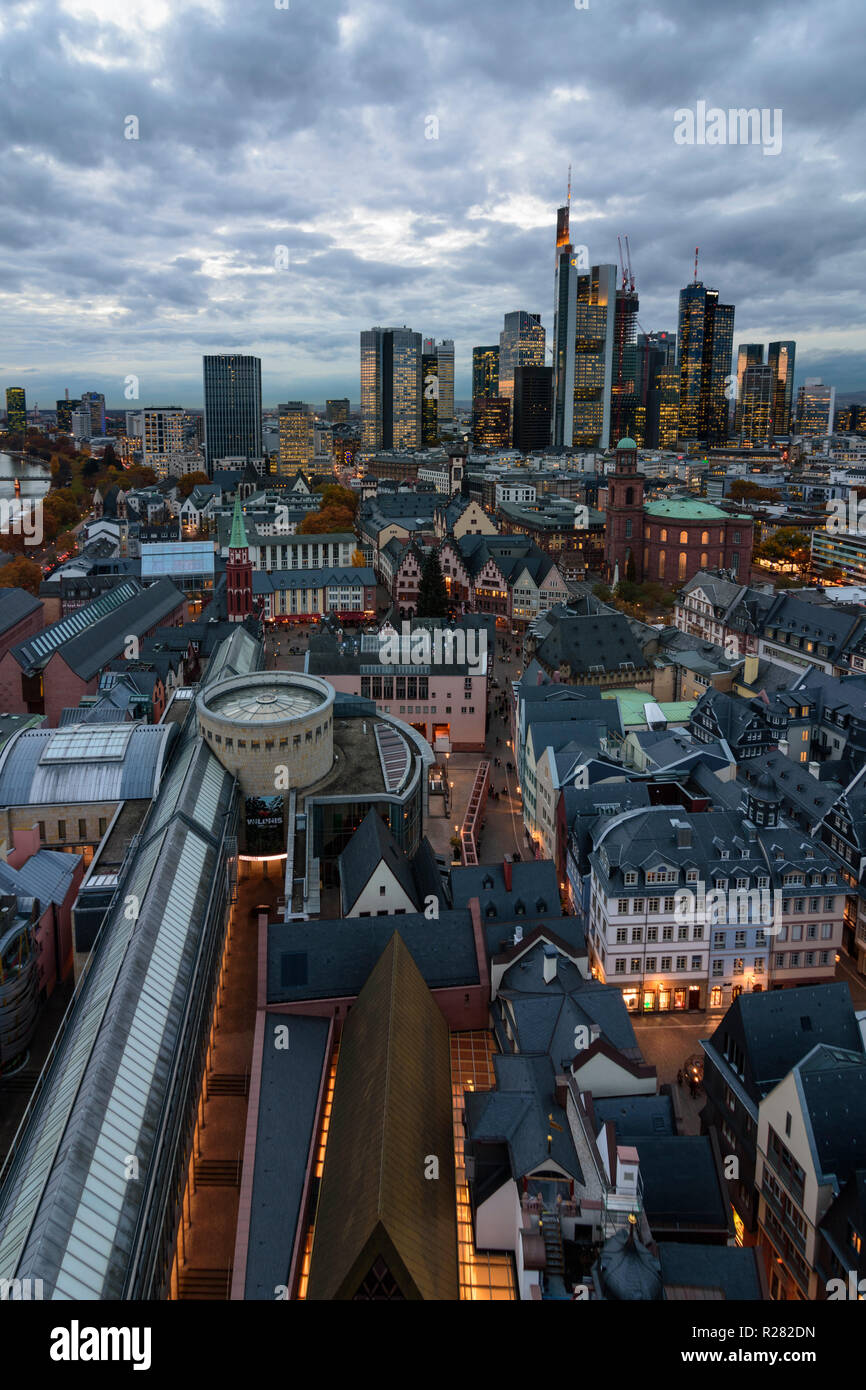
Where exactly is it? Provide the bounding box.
[177,1267,233,1300]
[193,1158,242,1187]
[206,1072,249,1097]
[541,1211,564,1278]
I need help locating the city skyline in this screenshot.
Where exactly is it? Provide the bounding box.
[0,0,864,409]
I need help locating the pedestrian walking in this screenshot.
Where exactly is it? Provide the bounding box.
[677,1069,683,1086]
[689,1079,697,1099]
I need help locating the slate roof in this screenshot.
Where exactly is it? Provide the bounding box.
[12,577,144,675]
[636,1136,729,1231]
[796,1045,866,1181]
[592,1094,675,1140]
[243,1015,331,1299]
[252,567,376,593]
[0,849,81,907]
[497,942,639,1063]
[267,912,480,1002]
[0,588,41,636]
[450,860,560,920]
[535,612,647,677]
[703,984,863,1103]
[465,1053,584,1184]
[658,1243,763,1300]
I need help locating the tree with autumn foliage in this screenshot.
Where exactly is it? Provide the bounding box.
[352,549,367,567]
[0,557,43,594]
[177,471,211,498]
[298,505,355,534]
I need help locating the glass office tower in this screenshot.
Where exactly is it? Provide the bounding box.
[768,341,796,435]
[360,327,422,452]
[203,355,262,471]
[677,281,735,445]
[5,387,26,433]
[472,346,499,401]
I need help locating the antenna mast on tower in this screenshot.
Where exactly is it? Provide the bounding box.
[694,246,700,283]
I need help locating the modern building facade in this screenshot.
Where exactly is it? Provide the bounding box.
[326,398,350,423]
[80,391,106,436]
[767,341,796,435]
[677,280,735,445]
[498,311,545,438]
[636,333,677,448]
[203,354,263,472]
[278,401,315,471]
[360,326,422,453]
[551,200,579,447]
[138,407,184,479]
[734,345,764,435]
[739,364,776,443]
[472,345,499,400]
[421,351,440,446]
[472,396,511,450]
[5,387,26,434]
[796,379,836,437]
[423,338,454,423]
[512,365,553,452]
[573,265,617,449]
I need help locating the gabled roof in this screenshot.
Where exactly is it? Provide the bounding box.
[465,1053,583,1184]
[306,933,458,1301]
[339,808,419,912]
[0,588,41,636]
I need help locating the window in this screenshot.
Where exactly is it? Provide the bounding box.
[37,820,46,840]
[98,817,107,836]
[710,986,723,1007]
[712,959,723,977]
[648,897,660,912]
[733,957,744,975]
[615,959,626,974]
[616,928,628,943]
[676,955,687,970]
[78,818,87,838]
[678,925,689,941]
[632,928,643,942]
[633,898,644,913]
[647,927,658,942]
[754,957,764,973]
[662,926,673,942]
[646,956,657,971]
[691,955,702,970]
[661,956,671,970]
[57,820,66,839]
[630,958,641,972]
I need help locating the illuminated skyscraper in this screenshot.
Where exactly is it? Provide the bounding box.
[767,341,796,435]
[677,279,735,444]
[739,365,775,442]
[733,344,764,433]
[472,396,510,449]
[551,198,581,448]
[572,265,617,449]
[498,311,545,439]
[203,355,262,471]
[423,339,454,423]
[326,398,350,424]
[141,407,184,479]
[80,391,106,435]
[5,387,26,433]
[636,333,676,448]
[278,401,314,471]
[360,327,422,452]
[56,397,81,432]
[795,379,835,436]
[472,346,499,400]
[421,352,439,446]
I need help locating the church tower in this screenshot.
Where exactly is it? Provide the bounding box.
[604,437,645,584]
[226,493,253,622]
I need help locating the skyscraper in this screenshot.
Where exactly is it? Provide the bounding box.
[5,387,26,434]
[767,341,796,435]
[796,379,836,436]
[610,282,640,445]
[80,391,106,435]
[423,339,454,423]
[278,402,314,471]
[472,396,511,450]
[472,346,499,400]
[421,352,439,446]
[552,198,579,447]
[360,327,422,452]
[498,311,545,439]
[572,265,618,449]
[513,366,553,452]
[326,399,350,424]
[739,365,775,442]
[202,355,262,472]
[56,397,81,432]
[677,279,735,445]
[636,332,677,448]
[733,344,764,433]
[140,407,184,479]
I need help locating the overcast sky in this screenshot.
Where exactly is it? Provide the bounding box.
[2,0,864,410]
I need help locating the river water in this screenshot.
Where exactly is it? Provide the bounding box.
[0,452,52,500]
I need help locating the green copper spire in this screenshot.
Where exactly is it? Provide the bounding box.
[229,492,249,550]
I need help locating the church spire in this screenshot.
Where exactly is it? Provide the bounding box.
[229,491,248,551]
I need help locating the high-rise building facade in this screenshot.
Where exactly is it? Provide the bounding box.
[767,341,796,435]
[80,391,106,435]
[733,344,764,433]
[421,353,439,446]
[636,333,677,448]
[56,397,81,432]
[5,387,26,434]
[423,339,454,423]
[360,327,422,452]
[472,346,499,401]
[71,408,92,445]
[498,311,545,438]
[138,407,184,479]
[202,355,262,472]
[572,265,617,449]
[551,201,579,447]
[513,366,553,452]
[739,365,775,442]
[610,285,640,445]
[472,396,511,450]
[278,402,315,471]
[326,398,350,424]
[796,379,835,437]
[677,280,735,445]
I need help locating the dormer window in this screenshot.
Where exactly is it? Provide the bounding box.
[624,871,638,885]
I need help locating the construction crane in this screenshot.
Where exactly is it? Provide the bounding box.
[624,235,635,293]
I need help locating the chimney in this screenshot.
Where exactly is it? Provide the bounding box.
[543,944,558,984]
[743,653,759,685]
[555,1076,569,1110]
[673,819,692,848]
[503,857,512,891]
[513,923,523,945]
